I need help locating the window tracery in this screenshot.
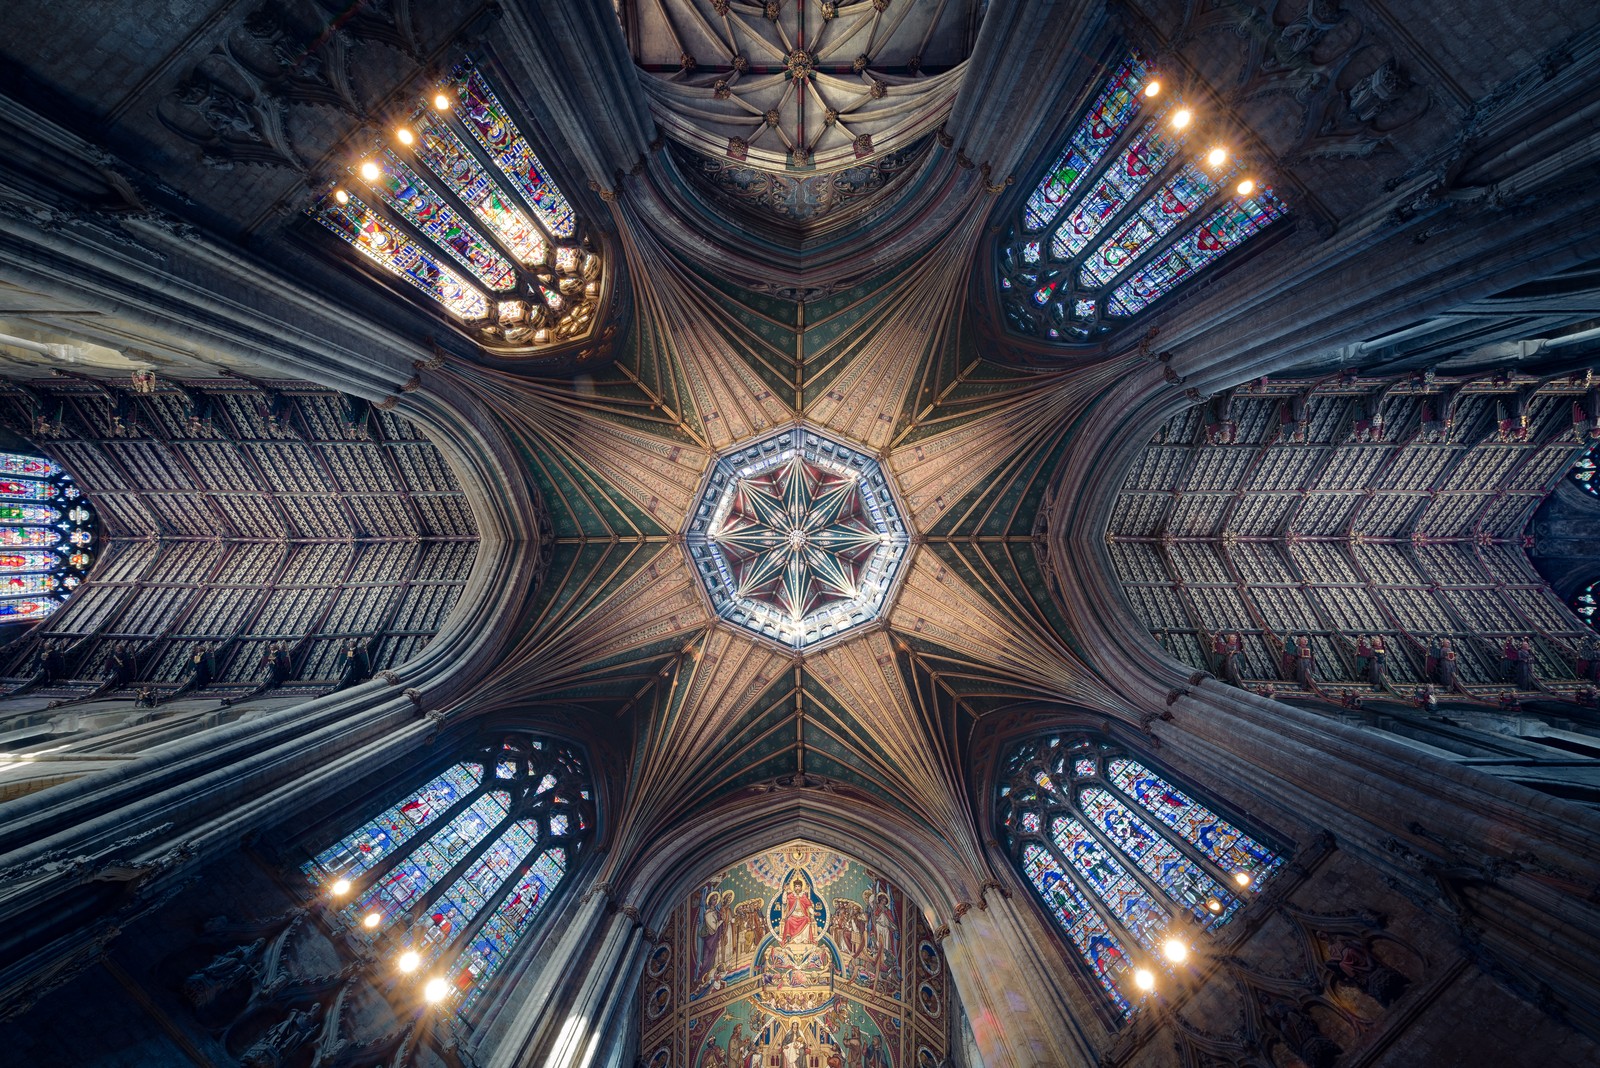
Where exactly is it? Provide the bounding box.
[0,451,96,623]
[997,732,1284,1017]
[304,733,593,1015]
[996,52,1289,345]
[1571,443,1600,498]
[312,61,602,353]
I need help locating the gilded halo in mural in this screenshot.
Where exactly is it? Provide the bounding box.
[686,428,910,651]
[639,842,950,1068]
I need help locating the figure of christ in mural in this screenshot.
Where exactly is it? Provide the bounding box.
[782,875,822,944]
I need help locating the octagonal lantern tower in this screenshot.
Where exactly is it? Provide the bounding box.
[685,427,912,652]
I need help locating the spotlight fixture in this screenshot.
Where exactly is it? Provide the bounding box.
[362,912,382,929]
[398,950,420,973]
[1134,968,1156,992]
[1143,80,1161,98]
[330,877,351,895]
[1162,939,1189,964]
[1207,147,1228,168]
[1236,179,1256,196]
[395,127,415,146]
[424,977,449,1002]
[1171,108,1192,130]
[359,160,381,181]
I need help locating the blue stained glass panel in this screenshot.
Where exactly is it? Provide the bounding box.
[1052,816,1171,950]
[0,528,60,547]
[415,820,540,967]
[453,68,577,239]
[453,847,569,1011]
[1079,787,1238,926]
[1022,843,1133,1014]
[305,762,483,885]
[0,504,57,525]
[1051,103,1181,261]
[363,152,517,290]
[1080,162,1229,288]
[348,790,510,931]
[1106,189,1288,316]
[317,194,488,320]
[410,113,551,267]
[0,600,53,620]
[0,551,61,574]
[1572,446,1600,498]
[1023,55,1148,233]
[1107,758,1282,881]
[0,456,59,478]
[0,478,56,500]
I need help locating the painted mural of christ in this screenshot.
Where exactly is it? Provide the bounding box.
[781,875,819,944]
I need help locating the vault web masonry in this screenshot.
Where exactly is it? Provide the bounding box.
[686,427,910,651]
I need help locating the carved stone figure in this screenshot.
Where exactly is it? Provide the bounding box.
[240,1003,322,1068]
[182,938,264,1007]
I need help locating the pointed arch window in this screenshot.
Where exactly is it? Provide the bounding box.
[304,733,594,1015]
[996,51,1289,345]
[997,733,1284,1017]
[311,62,603,354]
[0,452,97,623]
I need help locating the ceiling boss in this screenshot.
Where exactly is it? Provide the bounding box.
[686,427,911,651]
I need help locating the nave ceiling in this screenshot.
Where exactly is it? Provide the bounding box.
[1,2,1600,1063]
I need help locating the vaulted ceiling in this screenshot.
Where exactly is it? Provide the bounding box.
[0,0,1598,910]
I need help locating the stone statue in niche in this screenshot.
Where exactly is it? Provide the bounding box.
[240,1002,322,1068]
[182,938,264,1008]
[1255,990,1342,1068]
[1322,937,1410,1006]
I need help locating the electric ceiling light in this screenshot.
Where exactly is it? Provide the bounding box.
[1133,968,1156,992]
[1162,939,1188,964]
[433,92,452,111]
[1236,179,1255,196]
[395,127,415,146]
[332,190,349,206]
[1207,147,1228,168]
[1143,80,1161,98]
[359,160,381,181]
[424,977,449,1002]
[1171,108,1192,130]
[1233,871,1253,887]
[362,911,382,929]
[398,950,420,973]
[330,877,351,895]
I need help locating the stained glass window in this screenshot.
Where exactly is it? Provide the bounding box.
[304,733,593,1018]
[1573,579,1600,627]
[1571,445,1600,497]
[996,53,1289,346]
[0,452,97,624]
[311,61,602,352]
[998,733,1285,1017]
